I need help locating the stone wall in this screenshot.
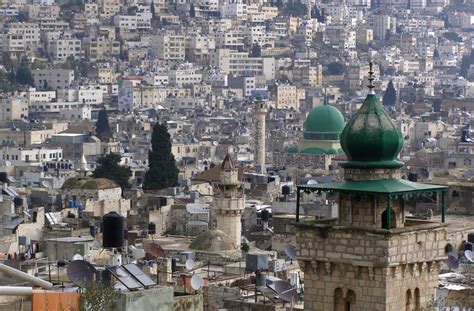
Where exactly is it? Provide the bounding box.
[295,221,447,310]
[272,152,330,170]
[173,292,203,311]
[344,168,401,181]
[203,285,240,310]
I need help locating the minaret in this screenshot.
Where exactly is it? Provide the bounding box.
[253,95,267,173]
[213,154,245,248]
[78,154,89,177]
[294,63,448,310]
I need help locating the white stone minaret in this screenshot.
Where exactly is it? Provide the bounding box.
[254,95,268,173]
[213,154,245,248]
[78,154,89,177]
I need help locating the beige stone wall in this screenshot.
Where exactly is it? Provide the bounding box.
[344,168,401,181]
[296,222,447,310]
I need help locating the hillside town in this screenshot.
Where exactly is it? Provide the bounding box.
[0,0,473,309]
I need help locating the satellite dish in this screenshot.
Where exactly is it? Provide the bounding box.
[285,245,297,261]
[72,254,84,261]
[41,180,52,189]
[269,280,298,303]
[185,259,195,270]
[448,251,459,260]
[67,260,97,288]
[465,250,474,263]
[446,255,459,270]
[190,275,203,290]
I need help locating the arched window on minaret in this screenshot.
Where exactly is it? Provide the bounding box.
[346,290,356,311]
[334,288,344,311]
[414,288,420,311]
[405,289,413,311]
[381,209,397,229]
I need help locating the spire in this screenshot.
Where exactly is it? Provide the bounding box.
[367,62,375,95]
[323,88,329,105]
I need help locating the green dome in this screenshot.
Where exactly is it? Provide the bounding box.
[305,104,345,134]
[288,145,299,153]
[340,94,404,169]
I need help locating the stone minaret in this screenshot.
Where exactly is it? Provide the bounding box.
[213,154,245,248]
[295,64,448,310]
[253,95,267,173]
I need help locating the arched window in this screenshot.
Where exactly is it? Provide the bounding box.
[406,289,412,311]
[346,290,356,311]
[414,288,420,311]
[334,288,344,311]
[381,209,397,229]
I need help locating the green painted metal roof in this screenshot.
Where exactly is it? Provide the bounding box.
[298,179,446,195]
[305,104,345,134]
[300,147,342,155]
[340,94,404,169]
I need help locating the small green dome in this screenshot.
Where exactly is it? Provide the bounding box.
[288,145,299,153]
[305,104,345,134]
[340,94,403,169]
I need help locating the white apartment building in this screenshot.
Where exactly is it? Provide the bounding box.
[26,88,56,103]
[211,49,275,81]
[30,101,91,119]
[185,35,216,62]
[32,69,75,90]
[114,13,151,31]
[150,33,185,60]
[373,14,396,41]
[0,147,63,165]
[0,97,28,125]
[2,22,41,52]
[47,36,82,62]
[169,69,203,86]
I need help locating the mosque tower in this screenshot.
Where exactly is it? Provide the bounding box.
[213,154,245,248]
[253,95,268,173]
[294,64,448,310]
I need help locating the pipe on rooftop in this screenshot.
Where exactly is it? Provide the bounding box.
[0,286,33,296]
[0,264,53,289]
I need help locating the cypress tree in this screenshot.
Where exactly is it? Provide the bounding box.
[143,123,179,190]
[383,80,397,106]
[96,108,112,142]
[190,3,196,18]
[92,153,132,191]
[250,43,261,57]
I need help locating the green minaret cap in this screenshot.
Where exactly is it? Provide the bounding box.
[340,63,404,169]
[255,95,264,101]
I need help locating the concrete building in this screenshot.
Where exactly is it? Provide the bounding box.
[31,69,75,90]
[0,97,28,125]
[150,33,186,61]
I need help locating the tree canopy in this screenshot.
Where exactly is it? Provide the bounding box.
[92,153,132,190]
[250,43,262,57]
[0,54,34,91]
[325,62,345,75]
[283,1,307,17]
[311,5,324,22]
[96,109,113,142]
[143,123,179,190]
[383,80,397,106]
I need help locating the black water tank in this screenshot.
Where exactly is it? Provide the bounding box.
[468,232,474,243]
[102,212,124,248]
[261,209,270,222]
[148,222,156,235]
[282,185,291,195]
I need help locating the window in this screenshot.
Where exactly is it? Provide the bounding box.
[405,289,412,311]
[382,209,397,229]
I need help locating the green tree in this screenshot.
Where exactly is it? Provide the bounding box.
[283,1,307,17]
[325,62,345,75]
[143,123,179,190]
[92,153,132,190]
[383,80,397,106]
[190,3,196,18]
[15,57,34,86]
[96,108,112,142]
